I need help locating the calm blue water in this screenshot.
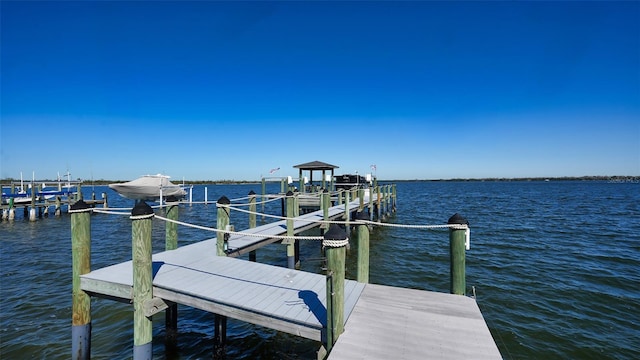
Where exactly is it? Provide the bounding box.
[1,181,639,359]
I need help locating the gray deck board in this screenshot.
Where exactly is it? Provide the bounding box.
[327,284,502,360]
[80,244,365,341]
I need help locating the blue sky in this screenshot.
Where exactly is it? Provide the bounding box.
[1,1,638,181]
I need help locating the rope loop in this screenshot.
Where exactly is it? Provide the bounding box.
[323,238,349,248]
[68,207,92,214]
[130,213,155,220]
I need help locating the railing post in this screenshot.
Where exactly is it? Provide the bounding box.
[284,191,296,268]
[71,200,92,360]
[355,211,370,283]
[216,196,230,256]
[448,213,469,295]
[131,201,154,359]
[323,224,349,352]
[248,190,257,262]
[392,184,397,212]
[322,189,330,232]
[261,178,266,222]
[165,202,179,345]
[343,191,350,235]
[376,185,381,222]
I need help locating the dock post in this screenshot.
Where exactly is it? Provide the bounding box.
[216,196,230,256]
[165,202,179,344]
[392,184,397,212]
[71,200,92,360]
[284,191,296,269]
[205,187,208,204]
[343,191,350,235]
[102,192,108,208]
[322,189,330,233]
[131,201,154,360]
[376,185,382,222]
[248,190,257,262]
[55,196,62,216]
[324,225,349,351]
[386,185,392,216]
[337,189,343,205]
[8,198,15,220]
[448,213,469,295]
[214,313,227,358]
[355,211,370,283]
[293,191,300,268]
[261,178,266,221]
[29,187,37,221]
[358,188,364,211]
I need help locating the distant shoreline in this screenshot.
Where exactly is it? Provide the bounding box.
[2,175,638,186]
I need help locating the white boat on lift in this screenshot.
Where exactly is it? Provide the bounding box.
[109,174,187,202]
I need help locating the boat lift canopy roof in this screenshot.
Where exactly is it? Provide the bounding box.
[293,161,339,188]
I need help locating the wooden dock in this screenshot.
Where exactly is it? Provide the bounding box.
[73,190,501,359]
[81,242,365,342]
[327,285,502,359]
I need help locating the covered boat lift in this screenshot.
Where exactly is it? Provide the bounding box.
[293,160,339,192]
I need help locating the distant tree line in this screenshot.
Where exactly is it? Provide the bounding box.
[2,175,638,185]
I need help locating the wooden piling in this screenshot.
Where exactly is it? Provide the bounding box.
[355,211,370,283]
[131,201,154,359]
[248,190,257,262]
[214,313,227,358]
[285,191,296,268]
[216,196,230,256]
[8,198,15,220]
[261,178,266,221]
[29,187,37,221]
[293,191,300,268]
[448,213,469,295]
[324,224,349,351]
[71,200,92,360]
[322,189,330,231]
[392,184,397,212]
[165,202,179,343]
[376,185,382,222]
[55,196,62,216]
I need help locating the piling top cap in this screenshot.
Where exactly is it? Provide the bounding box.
[131,201,153,216]
[248,190,255,195]
[448,213,469,225]
[217,196,230,205]
[286,190,294,196]
[70,199,90,211]
[354,211,369,221]
[323,188,329,193]
[324,224,347,240]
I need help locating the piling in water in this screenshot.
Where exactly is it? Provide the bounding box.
[355,211,370,283]
[324,224,348,351]
[131,201,154,359]
[71,200,92,360]
[448,213,469,295]
[216,196,230,256]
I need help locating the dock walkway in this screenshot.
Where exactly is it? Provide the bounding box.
[225,196,363,256]
[78,192,501,359]
[81,242,365,341]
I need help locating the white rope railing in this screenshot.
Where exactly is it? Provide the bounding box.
[154,214,324,241]
[86,195,469,246]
